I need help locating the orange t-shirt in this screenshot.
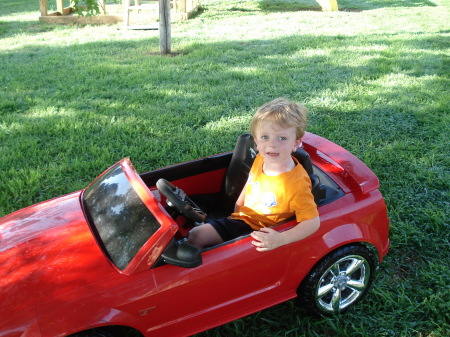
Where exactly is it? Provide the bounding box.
[230,154,319,230]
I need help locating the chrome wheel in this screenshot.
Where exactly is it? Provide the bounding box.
[298,245,376,315]
[316,255,371,313]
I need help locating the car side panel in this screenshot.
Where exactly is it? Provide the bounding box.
[0,308,41,337]
[38,239,292,337]
[315,190,390,259]
[36,270,158,337]
[145,237,293,337]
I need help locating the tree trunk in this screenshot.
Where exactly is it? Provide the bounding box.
[159,0,171,55]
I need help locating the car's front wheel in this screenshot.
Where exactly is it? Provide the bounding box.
[69,327,142,337]
[69,330,114,337]
[298,244,377,315]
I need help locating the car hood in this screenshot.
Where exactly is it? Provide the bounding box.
[0,192,116,314]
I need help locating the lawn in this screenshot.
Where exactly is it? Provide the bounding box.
[0,0,449,336]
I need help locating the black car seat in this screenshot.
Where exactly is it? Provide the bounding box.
[221,134,257,211]
[291,147,326,204]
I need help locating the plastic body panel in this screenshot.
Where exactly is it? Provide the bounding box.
[0,192,116,337]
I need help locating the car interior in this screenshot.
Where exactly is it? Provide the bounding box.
[143,134,344,267]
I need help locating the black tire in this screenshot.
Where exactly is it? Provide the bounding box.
[69,327,144,337]
[69,328,115,337]
[297,244,377,315]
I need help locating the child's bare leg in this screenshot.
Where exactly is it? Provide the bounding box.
[188,223,223,249]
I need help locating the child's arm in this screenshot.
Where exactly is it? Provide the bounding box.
[234,186,246,212]
[250,216,320,252]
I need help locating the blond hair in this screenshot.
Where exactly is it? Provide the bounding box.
[249,98,308,139]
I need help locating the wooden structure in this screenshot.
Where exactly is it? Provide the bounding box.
[38,0,199,25]
[173,0,199,17]
[122,0,173,53]
[38,0,336,25]
[316,0,338,11]
[39,0,123,24]
[123,0,159,29]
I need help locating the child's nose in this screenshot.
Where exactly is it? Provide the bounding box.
[269,138,279,146]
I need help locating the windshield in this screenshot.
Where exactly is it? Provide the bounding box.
[83,163,161,270]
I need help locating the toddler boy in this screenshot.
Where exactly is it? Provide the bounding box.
[188,98,320,251]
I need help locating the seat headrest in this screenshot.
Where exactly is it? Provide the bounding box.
[223,134,256,202]
[292,148,314,176]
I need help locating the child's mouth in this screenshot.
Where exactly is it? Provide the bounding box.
[267,152,279,157]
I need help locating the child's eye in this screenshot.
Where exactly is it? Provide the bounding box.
[279,137,287,141]
[261,135,269,140]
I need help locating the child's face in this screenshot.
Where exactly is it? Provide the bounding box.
[254,121,301,166]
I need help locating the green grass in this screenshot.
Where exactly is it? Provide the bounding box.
[1,0,449,336]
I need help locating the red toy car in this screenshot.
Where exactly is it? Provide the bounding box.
[0,133,389,337]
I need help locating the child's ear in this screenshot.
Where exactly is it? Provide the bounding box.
[293,139,302,152]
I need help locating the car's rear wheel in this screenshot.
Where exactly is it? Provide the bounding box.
[298,244,377,315]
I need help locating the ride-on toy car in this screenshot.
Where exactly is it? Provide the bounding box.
[0,132,389,337]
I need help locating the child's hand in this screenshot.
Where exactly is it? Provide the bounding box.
[250,227,285,252]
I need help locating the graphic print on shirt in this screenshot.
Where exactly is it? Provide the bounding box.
[247,179,278,215]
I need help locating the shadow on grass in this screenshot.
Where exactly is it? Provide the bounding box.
[256,0,438,13]
[336,0,438,10]
[0,20,63,38]
[0,0,40,16]
[1,34,447,137]
[1,32,447,195]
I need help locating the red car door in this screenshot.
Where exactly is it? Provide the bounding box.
[146,236,291,336]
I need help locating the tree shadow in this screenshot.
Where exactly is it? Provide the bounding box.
[338,0,438,10]
[0,0,44,17]
[255,0,438,12]
[0,20,62,38]
[1,32,447,210]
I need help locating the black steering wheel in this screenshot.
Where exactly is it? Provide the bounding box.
[156,178,206,223]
